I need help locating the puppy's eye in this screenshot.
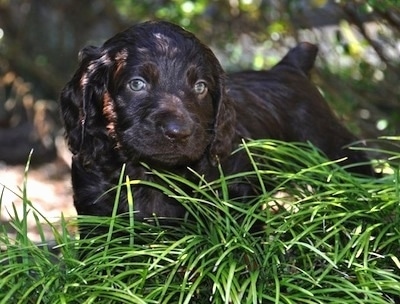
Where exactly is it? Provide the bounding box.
[129,78,146,91]
[194,81,207,95]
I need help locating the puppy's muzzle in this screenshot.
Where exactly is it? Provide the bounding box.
[161,119,194,141]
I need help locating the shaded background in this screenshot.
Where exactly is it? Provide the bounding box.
[0,0,399,239]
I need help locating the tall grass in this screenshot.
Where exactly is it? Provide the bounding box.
[0,139,399,303]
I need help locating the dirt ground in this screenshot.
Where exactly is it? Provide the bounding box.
[0,154,76,243]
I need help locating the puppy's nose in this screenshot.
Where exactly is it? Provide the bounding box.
[162,120,193,141]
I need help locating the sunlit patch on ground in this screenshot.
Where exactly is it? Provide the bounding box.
[0,160,76,243]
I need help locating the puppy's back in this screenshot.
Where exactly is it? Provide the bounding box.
[226,43,376,176]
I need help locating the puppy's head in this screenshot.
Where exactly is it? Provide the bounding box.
[60,21,235,167]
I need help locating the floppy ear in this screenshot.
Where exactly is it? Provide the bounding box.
[208,76,237,166]
[60,46,114,160]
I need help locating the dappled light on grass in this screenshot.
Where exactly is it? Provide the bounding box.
[1,139,400,303]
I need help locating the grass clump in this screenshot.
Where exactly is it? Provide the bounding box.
[0,139,399,303]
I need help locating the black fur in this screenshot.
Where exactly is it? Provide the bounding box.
[60,21,375,238]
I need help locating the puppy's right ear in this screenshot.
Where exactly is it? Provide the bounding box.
[60,46,111,155]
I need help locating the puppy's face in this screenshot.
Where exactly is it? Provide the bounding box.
[104,23,226,166]
[61,21,234,168]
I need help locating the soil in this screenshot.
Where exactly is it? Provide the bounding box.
[0,155,76,243]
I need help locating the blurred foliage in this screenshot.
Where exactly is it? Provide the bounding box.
[0,0,399,163]
[366,0,400,10]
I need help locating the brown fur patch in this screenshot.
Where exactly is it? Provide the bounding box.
[114,49,128,79]
[102,91,119,147]
[78,72,89,143]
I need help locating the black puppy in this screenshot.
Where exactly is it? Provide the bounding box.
[60,21,374,237]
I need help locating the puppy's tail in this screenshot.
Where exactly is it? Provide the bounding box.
[277,42,319,75]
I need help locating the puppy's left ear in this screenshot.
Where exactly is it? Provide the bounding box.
[208,81,236,166]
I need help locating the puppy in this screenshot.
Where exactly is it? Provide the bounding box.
[60,21,375,237]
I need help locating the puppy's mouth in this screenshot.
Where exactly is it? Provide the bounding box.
[142,147,206,166]
[118,122,212,166]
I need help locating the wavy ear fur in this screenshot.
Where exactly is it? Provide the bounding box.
[208,76,237,166]
[60,46,114,162]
